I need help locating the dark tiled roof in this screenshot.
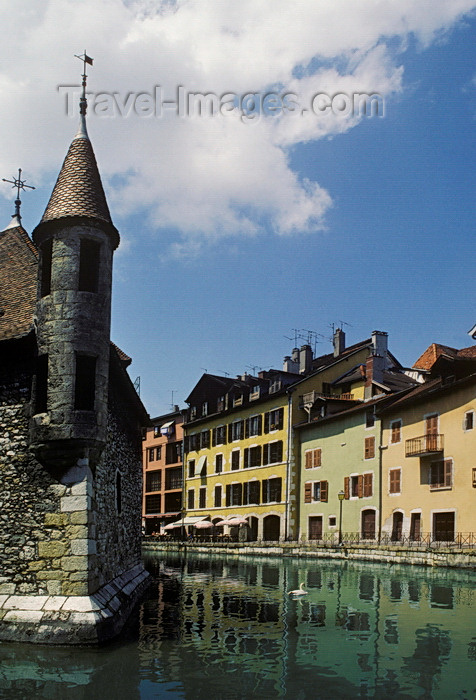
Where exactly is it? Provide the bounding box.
[111,342,132,367]
[0,224,38,341]
[38,134,113,229]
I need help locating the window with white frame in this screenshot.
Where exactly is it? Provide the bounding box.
[464,411,474,431]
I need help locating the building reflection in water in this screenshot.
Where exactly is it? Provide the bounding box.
[0,553,475,699]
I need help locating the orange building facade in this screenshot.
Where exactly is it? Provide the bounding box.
[142,407,184,535]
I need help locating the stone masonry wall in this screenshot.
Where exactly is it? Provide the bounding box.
[0,359,143,599]
[94,402,143,588]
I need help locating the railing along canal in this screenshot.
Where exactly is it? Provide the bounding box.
[144,532,476,549]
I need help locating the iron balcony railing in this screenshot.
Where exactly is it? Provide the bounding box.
[405,433,444,457]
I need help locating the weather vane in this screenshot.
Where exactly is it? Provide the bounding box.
[74,50,93,116]
[2,168,35,220]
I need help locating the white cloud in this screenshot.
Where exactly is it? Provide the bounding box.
[0,0,475,253]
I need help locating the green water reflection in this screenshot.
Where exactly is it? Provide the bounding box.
[1,552,475,699]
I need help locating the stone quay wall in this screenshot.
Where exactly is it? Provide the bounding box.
[142,540,476,571]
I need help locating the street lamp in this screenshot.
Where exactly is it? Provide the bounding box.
[181,507,186,541]
[338,490,345,546]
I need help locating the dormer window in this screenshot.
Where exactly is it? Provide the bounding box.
[250,385,260,400]
[202,401,208,416]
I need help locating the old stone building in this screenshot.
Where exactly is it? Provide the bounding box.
[0,98,149,643]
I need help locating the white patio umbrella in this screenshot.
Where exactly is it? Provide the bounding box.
[163,522,179,530]
[226,517,249,526]
[193,520,214,529]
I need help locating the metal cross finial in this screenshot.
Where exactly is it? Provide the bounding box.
[2,168,35,219]
[74,50,93,116]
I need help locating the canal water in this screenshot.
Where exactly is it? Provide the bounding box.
[1,551,475,699]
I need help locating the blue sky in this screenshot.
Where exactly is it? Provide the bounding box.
[1,1,475,417]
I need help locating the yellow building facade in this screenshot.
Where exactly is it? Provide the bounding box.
[183,330,406,541]
[380,373,476,541]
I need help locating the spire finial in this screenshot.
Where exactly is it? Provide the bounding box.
[74,51,93,137]
[2,168,35,221]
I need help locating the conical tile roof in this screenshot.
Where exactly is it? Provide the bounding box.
[33,130,119,247]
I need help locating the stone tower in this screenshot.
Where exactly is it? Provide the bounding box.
[30,114,119,479]
[0,67,149,644]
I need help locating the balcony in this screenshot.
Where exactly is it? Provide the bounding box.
[405,434,444,457]
[300,391,354,409]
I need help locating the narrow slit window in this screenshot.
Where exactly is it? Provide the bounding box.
[78,239,100,293]
[40,239,53,297]
[74,355,96,410]
[35,354,48,413]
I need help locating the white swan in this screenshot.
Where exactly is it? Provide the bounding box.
[288,582,308,596]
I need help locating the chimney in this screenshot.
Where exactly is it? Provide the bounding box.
[283,348,300,374]
[299,344,313,374]
[333,328,346,357]
[371,330,388,361]
[365,354,386,398]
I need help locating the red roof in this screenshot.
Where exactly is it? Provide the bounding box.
[0,223,38,341]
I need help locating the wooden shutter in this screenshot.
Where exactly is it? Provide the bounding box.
[304,482,312,503]
[244,448,249,469]
[365,436,375,459]
[264,411,270,433]
[277,407,284,430]
[358,474,364,498]
[257,414,262,435]
[262,444,269,466]
[344,476,350,500]
[363,473,373,497]
[262,479,268,503]
[245,418,250,439]
[444,459,452,487]
[320,480,328,502]
[314,449,321,467]
[225,484,231,507]
[211,428,216,447]
[305,451,313,469]
[389,468,400,493]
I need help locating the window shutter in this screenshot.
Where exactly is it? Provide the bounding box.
[305,451,312,469]
[262,444,269,466]
[243,448,249,469]
[226,484,231,507]
[344,476,350,500]
[390,468,400,493]
[245,418,250,439]
[444,459,452,487]
[358,474,364,498]
[212,428,216,447]
[363,473,373,497]
[314,449,321,468]
[278,407,284,430]
[257,414,262,435]
[365,436,375,459]
[320,480,328,502]
[262,479,268,503]
[264,411,270,433]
